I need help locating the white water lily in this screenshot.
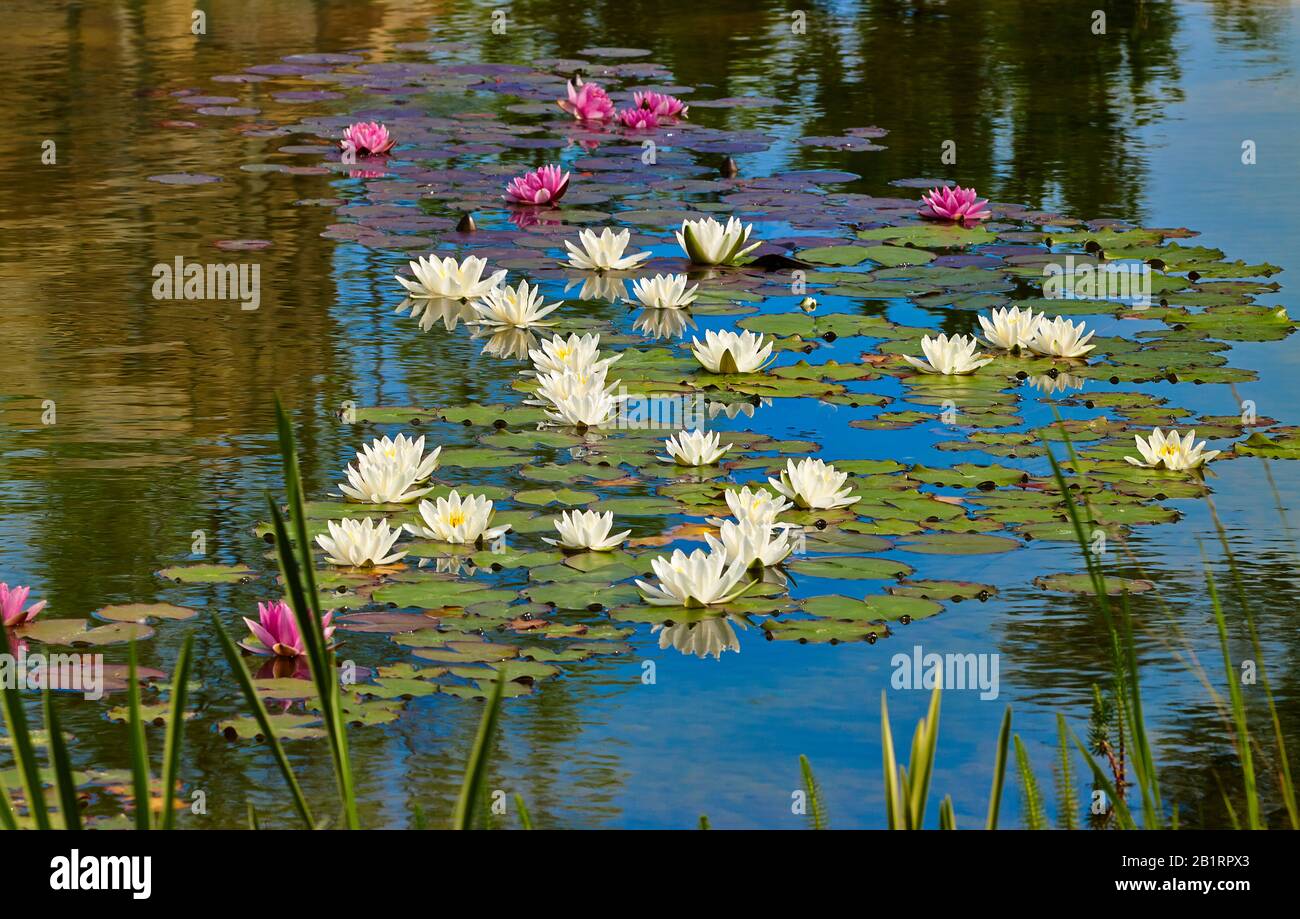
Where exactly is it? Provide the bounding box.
[978,305,1045,350]
[634,307,696,340]
[396,254,506,300]
[770,458,860,510]
[662,429,731,466]
[706,519,797,569]
[470,280,561,328]
[1026,315,1096,358]
[316,517,406,567]
[532,367,624,428]
[691,329,774,374]
[398,297,477,332]
[338,456,432,504]
[630,273,699,309]
[543,509,630,551]
[528,332,619,376]
[652,616,745,659]
[563,227,652,271]
[531,365,613,404]
[355,434,441,481]
[706,485,794,528]
[635,548,752,607]
[903,333,993,375]
[405,490,511,544]
[1125,427,1220,471]
[546,388,623,427]
[675,216,760,266]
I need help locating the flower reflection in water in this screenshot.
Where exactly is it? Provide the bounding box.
[651,612,750,660]
[634,307,696,340]
[564,274,628,303]
[1025,372,1086,396]
[508,207,565,230]
[397,297,479,333]
[475,326,540,359]
[706,397,771,420]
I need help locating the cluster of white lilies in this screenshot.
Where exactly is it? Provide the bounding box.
[905,304,1218,470]
[343,223,1221,603]
[314,421,869,608]
[397,215,777,373]
[905,305,1097,375]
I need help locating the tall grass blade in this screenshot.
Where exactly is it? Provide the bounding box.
[880,690,900,829]
[938,795,956,830]
[514,793,533,830]
[907,683,942,828]
[1014,735,1046,829]
[1069,727,1137,829]
[126,644,152,830]
[0,771,18,830]
[210,612,315,828]
[1045,427,1164,827]
[1054,714,1078,830]
[1205,566,1260,829]
[270,397,358,828]
[157,634,194,830]
[798,754,828,829]
[42,690,81,830]
[1208,509,1297,827]
[452,670,505,830]
[0,619,49,829]
[986,706,1012,829]
[1115,592,1163,829]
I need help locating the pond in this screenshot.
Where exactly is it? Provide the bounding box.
[1,0,1297,829]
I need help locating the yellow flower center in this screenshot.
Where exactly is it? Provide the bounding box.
[447,510,466,527]
[1159,443,1179,458]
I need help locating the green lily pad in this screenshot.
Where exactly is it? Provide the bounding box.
[802,594,943,622]
[93,603,198,623]
[1033,573,1156,595]
[888,580,995,601]
[786,556,913,580]
[898,533,1020,555]
[18,620,155,647]
[157,563,255,583]
[762,618,887,643]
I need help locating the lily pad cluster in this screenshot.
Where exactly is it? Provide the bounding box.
[139,41,1297,707]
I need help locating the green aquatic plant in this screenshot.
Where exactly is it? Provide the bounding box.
[767,436,1295,830]
[0,620,193,829]
[0,400,514,831]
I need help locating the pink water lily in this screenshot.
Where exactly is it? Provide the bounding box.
[634,91,688,119]
[557,77,615,122]
[918,185,991,223]
[618,107,659,130]
[504,164,571,205]
[340,121,395,157]
[241,600,335,658]
[0,582,45,628]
